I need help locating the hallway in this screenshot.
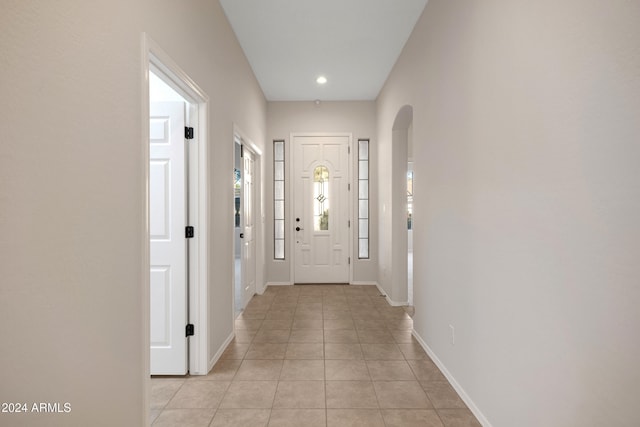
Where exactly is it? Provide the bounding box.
[151,285,481,426]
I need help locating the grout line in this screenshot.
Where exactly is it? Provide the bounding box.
[211,285,429,425]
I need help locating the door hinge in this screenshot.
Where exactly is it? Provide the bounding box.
[186,324,195,337]
[348,183,351,191]
[348,220,351,228]
[240,144,244,158]
[348,257,351,265]
[185,226,195,238]
[185,127,194,140]
[348,146,351,154]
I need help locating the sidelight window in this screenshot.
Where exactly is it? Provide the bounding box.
[358,139,370,259]
[407,170,413,230]
[273,140,285,260]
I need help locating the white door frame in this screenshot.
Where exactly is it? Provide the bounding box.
[289,132,353,284]
[232,125,264,312]
[142,32,210,390]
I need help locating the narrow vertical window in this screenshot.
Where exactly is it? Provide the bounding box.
[273,140,285,260]
[358,139,370,259]
[234,167,241,228]
[313,166,330,231]
[407,170,413,230]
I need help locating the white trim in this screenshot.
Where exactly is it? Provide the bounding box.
[140,33,151,427]
[412,330,492,427]
[208,332,236,372]
[143,33,210,376]
[233,137,242,317]
[385,296,408,307]
[235,124,263,157]
[350,281,379,286]
[266,281,293,287]
[232,126,265,314]
[371,282,407,306]
[289,132,353,285]
[348,137,354,284]
[189,94,210,375]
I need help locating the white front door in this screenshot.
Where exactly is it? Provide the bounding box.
[149,101,188,375]
[293,135,350,283]
[241,145,256,307]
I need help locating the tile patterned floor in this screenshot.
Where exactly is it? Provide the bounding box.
[151,285,482,426]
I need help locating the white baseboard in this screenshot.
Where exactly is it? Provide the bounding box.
[411,330,492,427]
[256,281,268,295]
[385,296,408,307]
[265,281,292,287]
[368,282,408,306]
[207,331,235,373]
[264,280,405,309]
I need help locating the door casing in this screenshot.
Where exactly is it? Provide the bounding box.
[241,144,257,307]
[142,32,210,395]
[232,126,264,314]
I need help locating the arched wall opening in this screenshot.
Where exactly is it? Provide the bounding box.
[390,105,413,304]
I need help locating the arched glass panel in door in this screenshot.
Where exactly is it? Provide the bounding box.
[313,166,329,231]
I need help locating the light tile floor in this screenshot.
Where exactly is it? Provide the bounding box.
[151,285,482,426]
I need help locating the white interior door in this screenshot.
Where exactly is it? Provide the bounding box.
[293,135,350,283]
[241,146,256,307]
[149,101,188,375]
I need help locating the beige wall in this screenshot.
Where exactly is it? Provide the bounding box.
[0,1,265,425]
[377,0,640,426]
[266,101,378,284]
[3,0,639,425]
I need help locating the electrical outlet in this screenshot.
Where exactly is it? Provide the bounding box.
[449,324,455,345]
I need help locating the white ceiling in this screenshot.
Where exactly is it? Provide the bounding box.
[219,0,428,101]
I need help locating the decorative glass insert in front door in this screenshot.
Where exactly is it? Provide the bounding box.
[313,166,329,231]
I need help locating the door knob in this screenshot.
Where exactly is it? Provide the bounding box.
[295,227,303,232]
[239,233,244,238]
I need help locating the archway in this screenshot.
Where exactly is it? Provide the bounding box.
[391,105,413,305]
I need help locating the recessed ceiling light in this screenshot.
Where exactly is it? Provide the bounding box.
[316,76,327,85]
